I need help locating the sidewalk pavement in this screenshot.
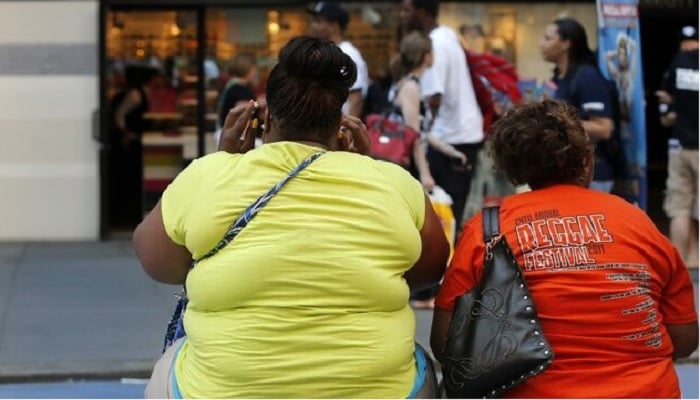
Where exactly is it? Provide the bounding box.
[0,241,697,383]
[0,241,175,382]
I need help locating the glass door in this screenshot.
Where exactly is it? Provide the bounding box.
[103,8,202,232]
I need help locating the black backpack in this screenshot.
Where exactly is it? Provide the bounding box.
[570,67,628,180]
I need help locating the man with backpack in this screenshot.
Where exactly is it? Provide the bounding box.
[460,23,522,132]
[399,0,484,226]
[459,23,522,221]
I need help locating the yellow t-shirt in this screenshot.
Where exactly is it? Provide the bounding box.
[161,142,426,398]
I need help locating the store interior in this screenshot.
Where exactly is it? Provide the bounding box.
[101,1,694,235]
[103,4,402,231]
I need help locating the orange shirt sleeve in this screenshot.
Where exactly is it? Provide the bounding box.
[659,239,698,325]
[435,216,486,311]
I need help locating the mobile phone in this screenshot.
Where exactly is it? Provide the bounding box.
[251,103,263,138]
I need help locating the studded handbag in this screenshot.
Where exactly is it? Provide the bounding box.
[162,151,325,352]
[441,206,554,398]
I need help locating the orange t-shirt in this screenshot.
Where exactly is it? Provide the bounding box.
[436,185,697,398]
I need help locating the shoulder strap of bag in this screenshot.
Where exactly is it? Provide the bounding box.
[195,151,325,263]
[482,205,501,242]
[388,76,418,116]
[394,75,421,100]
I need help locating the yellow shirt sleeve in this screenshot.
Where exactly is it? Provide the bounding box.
[375,161,426,230]
[161,157,205,246]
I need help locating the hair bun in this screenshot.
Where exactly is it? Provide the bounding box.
[278,36,357,89]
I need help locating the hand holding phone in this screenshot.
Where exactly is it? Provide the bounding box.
[337,114,370,155]
[218,100,258,154]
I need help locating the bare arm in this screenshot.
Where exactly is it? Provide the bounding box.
[582,116,614,141]
[397,82,434,191]
[656,90,673,104]
[404,194,449,292]
[660,112,678,127]
[427,93,441,121]
[114,89,143,132]
[219,101,257,153]
[413,141,435,192]
[346,90,364,118]
[396,82,421,133]
[427,135,467,165]
[133,202,192,285]
[667,322,699,359]
[422,88,465,162]
[430,307,452,361]
[656,91,677,127]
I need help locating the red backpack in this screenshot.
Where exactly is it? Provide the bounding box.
[464,49,523,132]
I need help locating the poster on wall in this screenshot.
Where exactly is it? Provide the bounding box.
[596,0,647,210]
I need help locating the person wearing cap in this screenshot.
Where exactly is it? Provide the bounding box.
[309,1,369,118]
[655,25,699,270]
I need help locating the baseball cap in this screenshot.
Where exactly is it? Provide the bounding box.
[680,25,698,41]
[307,2,349,31]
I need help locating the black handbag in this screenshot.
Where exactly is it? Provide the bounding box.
[442,206,554,398]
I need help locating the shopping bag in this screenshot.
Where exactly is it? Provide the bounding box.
[429,186,456,259]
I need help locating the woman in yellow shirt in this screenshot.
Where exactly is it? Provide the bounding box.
[134,36,449,398]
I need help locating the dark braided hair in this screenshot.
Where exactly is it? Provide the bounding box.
[265,36,357,143]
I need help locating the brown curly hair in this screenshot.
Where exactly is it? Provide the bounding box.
[487,99,593,189]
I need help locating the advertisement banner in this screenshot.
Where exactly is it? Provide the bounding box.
[596,0,647,209]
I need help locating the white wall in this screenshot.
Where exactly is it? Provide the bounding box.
[0,1,99,240]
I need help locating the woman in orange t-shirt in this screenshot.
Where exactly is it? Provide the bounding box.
[431,99,698,398]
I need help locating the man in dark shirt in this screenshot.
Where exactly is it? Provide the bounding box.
[656,25,699,269]
[554,64,616,189]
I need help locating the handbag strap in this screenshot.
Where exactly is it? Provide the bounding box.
[387,76,416,119]
[482,205,501,242]
[195,151,325,263]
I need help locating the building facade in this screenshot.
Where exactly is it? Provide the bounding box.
[0,1,99,240]
[0,0,696,240]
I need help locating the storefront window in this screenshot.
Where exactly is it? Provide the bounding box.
[205,3,401,121]
[100,1,596,232]
[437,3,597,81]
[105,10,204,228]
[204,7,307,141]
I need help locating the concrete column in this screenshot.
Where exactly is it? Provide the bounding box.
[0,1,99,240]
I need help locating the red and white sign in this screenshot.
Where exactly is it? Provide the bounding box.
[600,3,638,18]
